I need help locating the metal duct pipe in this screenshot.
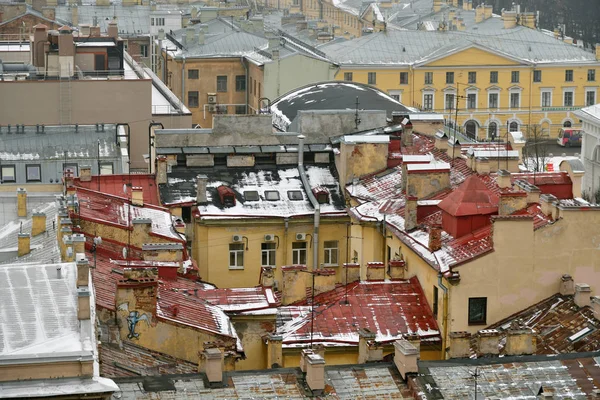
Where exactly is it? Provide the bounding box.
[298,134,320,270]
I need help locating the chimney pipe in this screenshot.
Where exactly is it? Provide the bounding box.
[56,267,62,279]
[196,174,208,204]
[298,135,320,270]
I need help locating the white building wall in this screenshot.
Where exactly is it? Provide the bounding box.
[576,105,600,200]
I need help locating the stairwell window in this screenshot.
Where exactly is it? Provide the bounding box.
[140,44,148,58]
[323,240,338,265]
[292,242,307,265]
[468,297,487,325]
[368,72,376,85]
[229,243,244,269]
[261,243,276,267]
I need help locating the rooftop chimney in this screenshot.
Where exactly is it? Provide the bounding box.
[18,233,31,257]
[156,156,167,184]
[428,225,442,252]
[448,331,471,358]
[366,262,385,281]
[33,24,48,68]
[79,165,92,182]
[358,328,383,363]
[404,196,417,231]
[107,20,118,38]
[77,287,91,320]
[305,354,326,393]
[477,329,500,356]
[505,328,535,356]
[393,339,418,379]
[496,169,512,189]
[266,334,283,368]
[77,258,90,287]
[574,283,592,308]
[32,212,46,236]
[559,274,575,296]
[196,174,208,204]
[342,263,361,284]
[131,187,144,206]
[17,188,27,218]
[591,296,600,320]
[203,348,223,384]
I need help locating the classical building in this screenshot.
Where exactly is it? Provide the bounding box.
[574,104,600,201]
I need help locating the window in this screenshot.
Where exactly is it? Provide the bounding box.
[368,72,376,84]
[188,91,199,107]
[292,242,307,265]
[156,18,165,26]
[446,72,454,84]
[63,163,78,177]
[488,122,497,139]
[261,242,276,266]
[217,76,228,92]
[467,93,477,109]
[564,91,574,107]
[344,72,353,81]
[151,17,154,26]
[565,69,573,82]
[564,120,572,127]
[235,105,246,114]
[488,92,498,109]
[399,72,409,84]
[323,240,338,265]
[542,91,552,107]
[26,164,41,182]
[424,72,433,85]
[468,71,476,84]
[1,165,16,182]
[509,121,519,132]
[588,69,596,82]
[490,71,498,83]
[244,190,259,201]
[511,71,519,83]
[264,191,280,201]
[433,286,439,318]
[445,93,455,110]
[533,69,542,82]
[287,190,303,200]
[587,90,596,106]
[188,69,199,79]
[229,243,244,269]
[423,93,433,111]
[99,163,113,175]
[140,44,148,58]
[235,75,246,91]
[510,92,520,108]
[468,297,487,325]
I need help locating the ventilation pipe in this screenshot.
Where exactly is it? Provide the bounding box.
[438,273,449,360]
[298,135,320,270]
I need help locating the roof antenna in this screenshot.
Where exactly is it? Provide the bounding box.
[354,97,361,130]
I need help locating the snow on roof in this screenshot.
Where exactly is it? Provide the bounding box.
[467,149,520,159]
[406,161,451,172]
[408,113,445,121]
[342,135,390,144]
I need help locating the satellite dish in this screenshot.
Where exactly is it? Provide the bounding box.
[123,184,127,194]
[122,247,128,259]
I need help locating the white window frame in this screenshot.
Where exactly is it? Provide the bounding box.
[389,90,403,103]
[586,88,597,106]
[422,91,434,111]
[26,164,41,182]
[541,89,553,108]
[488,91,499,109]
[292,242,307,265]
[261,242,276,267]
[509,90,521,109]
[563,88,575,107]
[229,243,244,270]
[323,240,339,266]
[1,165,16,182]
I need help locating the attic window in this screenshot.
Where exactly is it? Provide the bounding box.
[288,190,303,201]
[265,191,280,201]
[244,191,259,201]
[217,185,236,207]
[312,186,330,204]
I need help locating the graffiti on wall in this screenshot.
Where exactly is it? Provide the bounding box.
[118,302,151,339]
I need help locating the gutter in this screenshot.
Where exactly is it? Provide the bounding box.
[181,55,186,109]
[240,56,249,113]
[437,273,449,360]
[297,135,320,270]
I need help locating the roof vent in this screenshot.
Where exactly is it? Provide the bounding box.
[217,185,236,207]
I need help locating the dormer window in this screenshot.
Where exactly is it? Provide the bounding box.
[265,191,280,201]
[244,191,259,201]
[217,185,236,207]
[288,190,303,201]
[312,186,330,204]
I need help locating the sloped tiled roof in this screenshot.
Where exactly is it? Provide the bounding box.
[74,174,161,206]
[438,175,499,217]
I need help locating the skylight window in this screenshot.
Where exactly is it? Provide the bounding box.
[244,191,259,201]
[264,191,280,201]
[288,190,304,201]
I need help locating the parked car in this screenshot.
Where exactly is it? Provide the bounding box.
[557,128,582,147]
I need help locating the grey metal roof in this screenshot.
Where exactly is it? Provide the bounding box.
[55,4,151,36]
[320,25,599,65]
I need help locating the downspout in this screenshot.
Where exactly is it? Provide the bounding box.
[298,135,320,270]
[181,55,186,107]
[437,273,449,360]
[240,56,249,113]
[148,122,164,174]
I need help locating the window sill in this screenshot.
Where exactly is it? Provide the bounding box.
[468,321,487,326]
[228,266,244,270]
[323,264,339,267]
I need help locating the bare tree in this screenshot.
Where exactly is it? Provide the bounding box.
[521,125,549,172]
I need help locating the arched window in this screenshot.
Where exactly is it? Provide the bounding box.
[465,120,477,139]
[563,120,572,127]
[488,122,498,140]
[509,121,519,132]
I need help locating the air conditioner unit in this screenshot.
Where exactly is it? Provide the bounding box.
[232,235,243,242]
[207,93,217,104]
[207,104,217,113]
[295,233,306,241]
[264,234,275,242]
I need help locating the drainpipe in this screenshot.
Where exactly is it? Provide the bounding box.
[437,273,449,360]
[240,56,248,113]
[181,55,186,107]
[148,122,164,174]
[298,135,320,270]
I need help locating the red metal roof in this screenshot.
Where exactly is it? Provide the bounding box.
[444,226,494,266]
[281,276,440,345]
[438,176,499,217]
[74,174,161,206]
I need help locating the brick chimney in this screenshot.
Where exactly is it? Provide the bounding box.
[18,233,31,257]
[266,333,283,368]
[281,265,308,305]
[342,263,361,284]
[358,328,383,363]
[401,121,413,147]
[388,259,406,280]
[77,258,90,287]
[540,194,559,219]
[477,329,500,356]
[496,169,512,189]
[393,339,418,379]
[404,196,417,231]
[428,225,442,252]
[72,233,86,255]
[305,354,326,393]
[17,188,27,217]
[131,187,144,206]
[505,328,535,355]
[448,331,471,358]
[366,262,385,281]
[64,236,75,262]
[156,156,167,184]
[107,20,118,38]
[299,348,313,373]
[559,274,575,296]
[313,268,337,296]
[498,192,528,216]
[196,174,208,204]
[203,348,223,384]
[434,131,448,152]
[77,287,91,320]
[574,283,591,308]
[32,212,46,236]
[33,24,48,68]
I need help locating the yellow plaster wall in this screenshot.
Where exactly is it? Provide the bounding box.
[406,171,450,198]
[231,316,275,370]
